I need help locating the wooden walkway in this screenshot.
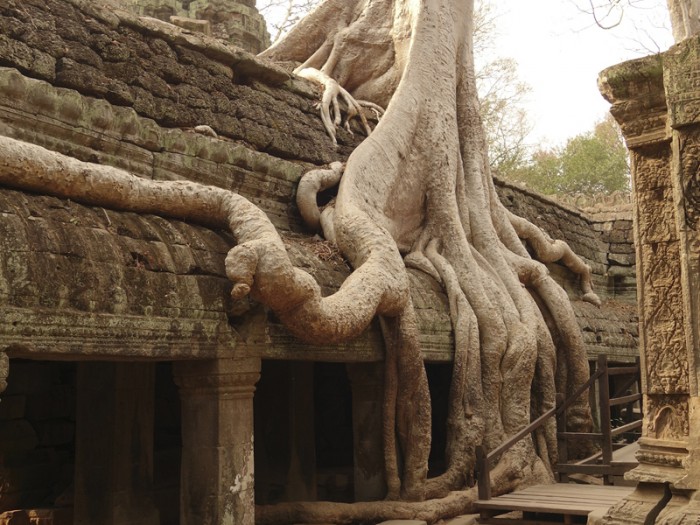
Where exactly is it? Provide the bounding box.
[476,483,634,525]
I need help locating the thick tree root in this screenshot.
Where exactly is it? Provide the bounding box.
[0,0,602,522]
[296,67,375,144]
[277,1,597,519]
[256,487,479,525]
[507,210,601,306]
[296,161,344,233]
[0,136,406,345]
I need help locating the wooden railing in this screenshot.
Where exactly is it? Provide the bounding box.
[476,354,641,500]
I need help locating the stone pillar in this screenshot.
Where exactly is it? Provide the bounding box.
[653,39,700,525]
[173,356,260,525]
[74,362,160,525]
[347,362,386,501]
[599,36,700,525]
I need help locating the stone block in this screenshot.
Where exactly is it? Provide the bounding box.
[609,252,635,266]
[5,462,53,492]
[610,242,635,255]
[169,17,211,37]
[0,395,26,420]
[0,420,39,454]
[27,508,73,525]
[0,510,29,525]
[24,395,52,421]
[34,421,74,447]
[4,363,53,396]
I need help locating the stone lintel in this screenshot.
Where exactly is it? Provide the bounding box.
[599,54,669,148]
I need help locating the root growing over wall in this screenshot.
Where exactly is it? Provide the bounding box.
[0,0,600,522]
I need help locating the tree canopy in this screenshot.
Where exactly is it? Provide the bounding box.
[502,114,630,196]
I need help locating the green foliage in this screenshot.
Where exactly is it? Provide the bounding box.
[503,114,630,196]
[474,1,533,173]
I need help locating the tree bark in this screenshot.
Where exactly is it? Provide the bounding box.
[0,0,601,522]
[263,0,598,517]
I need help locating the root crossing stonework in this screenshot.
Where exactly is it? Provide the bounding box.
[0,0,612,524]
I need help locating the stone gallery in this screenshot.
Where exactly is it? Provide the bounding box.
[0,0,694,524]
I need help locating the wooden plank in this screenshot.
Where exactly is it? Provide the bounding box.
[476,500,604,515]
[497,485,630,497]
[512,484,633,495]
[495,490,628,501]
[611,420,642,437]
[478,518,581,525]
[607,366,639,376]
[555,464,631,475]
[610,393,642,406]
[612,441,639,465]
[488,495,627,507]
[488,493,627,506]
[475,484,634,517]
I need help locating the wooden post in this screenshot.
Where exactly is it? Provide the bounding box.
[476,445,491,501]
[597,354,613,485]
[556,392,568,483]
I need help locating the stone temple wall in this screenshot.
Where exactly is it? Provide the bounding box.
[0,0,639,523]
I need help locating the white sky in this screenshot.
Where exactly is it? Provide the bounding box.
[262,0,674,148]
[490,0,673,147]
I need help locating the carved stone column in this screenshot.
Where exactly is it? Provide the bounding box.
[599,35,700,525]
[74,362,160,525]
[651,37,700,525]
[173,356,260,525]
[347,362,386,501]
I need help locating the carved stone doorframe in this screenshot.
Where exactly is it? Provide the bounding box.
[599,37,700,524]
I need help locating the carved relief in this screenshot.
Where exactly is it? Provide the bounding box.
[678,134,700,394]
[645,395,690,441]
[646,321,689,395]
[634,149,677,245]
[639,240,689,393]
[679,132,700,231]
[633,148,690,397]
[635,449,687,469]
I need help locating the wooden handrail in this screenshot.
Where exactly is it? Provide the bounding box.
[476,354,643,499]
[476,393,563,500]
[610,393,642,407]
[607,366,640,376]
[557,431,604,440]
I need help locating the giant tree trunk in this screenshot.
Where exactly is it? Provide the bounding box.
[0,0,599,522]
[259,0,597,518]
